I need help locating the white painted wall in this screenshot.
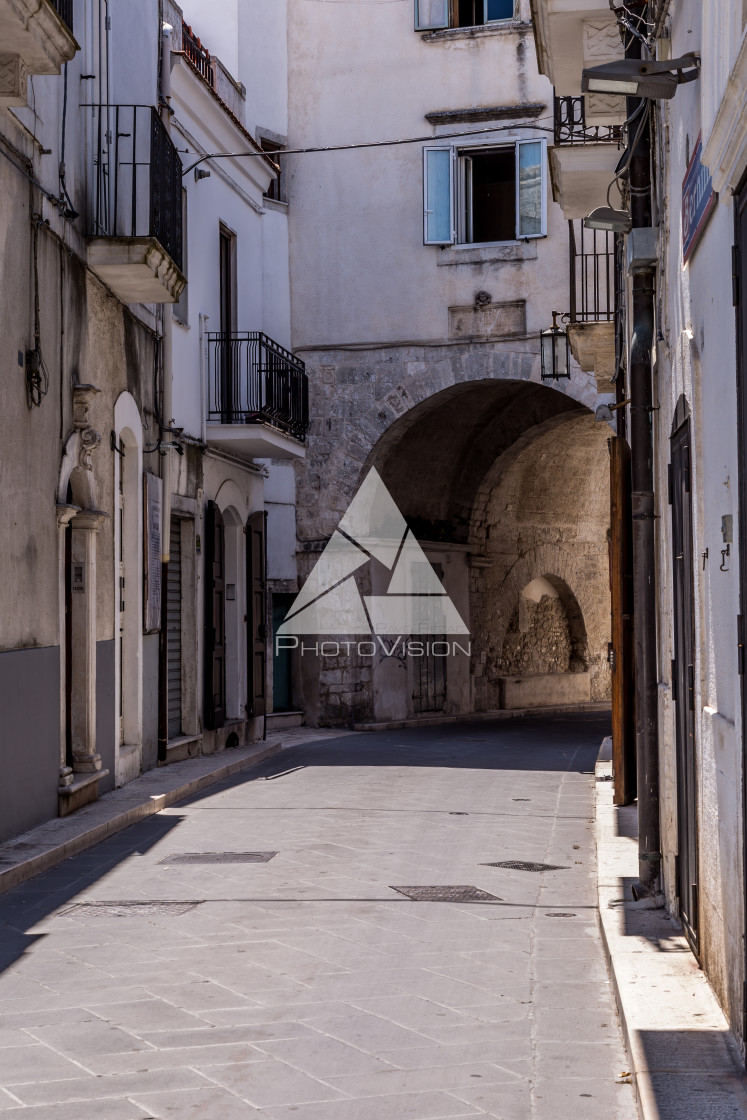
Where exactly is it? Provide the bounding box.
[287,0,570,349]
[655,0,746,1046]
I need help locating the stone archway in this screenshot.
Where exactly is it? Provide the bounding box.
[294,365,610,725]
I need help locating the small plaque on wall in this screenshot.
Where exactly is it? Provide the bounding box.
[143,472,163,632]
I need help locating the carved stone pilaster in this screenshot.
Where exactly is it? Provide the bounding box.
[0,53,28,107]
[78,428,102,473]
[72,384,100,430]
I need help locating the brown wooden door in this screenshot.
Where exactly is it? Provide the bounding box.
[203,501,226,729]
[609,435,636,804]
[246,511,267,718]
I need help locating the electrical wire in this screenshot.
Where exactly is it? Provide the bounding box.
[27,218,50,409]
[182,119,555,175]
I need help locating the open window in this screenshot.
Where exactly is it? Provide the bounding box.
[423,139,546,245]
[415,0,515,30]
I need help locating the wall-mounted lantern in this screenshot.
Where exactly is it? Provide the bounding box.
[540,311,570,381]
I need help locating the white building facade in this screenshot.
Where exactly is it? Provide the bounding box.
[0,0,305,842]
[532,0,747,1056]
[285,0,615,727]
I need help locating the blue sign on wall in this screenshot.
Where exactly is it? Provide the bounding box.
[682,132,716,264]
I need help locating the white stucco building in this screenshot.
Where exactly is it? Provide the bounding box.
[532,0,747,1061]
[0,0,306,841]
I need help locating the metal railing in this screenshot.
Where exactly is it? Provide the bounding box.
[50,0,73,33]
[86,105,183,271]
[182,22,215,88]
[554,95,624,146]
[569,220,615,324]
[207,333,309,441]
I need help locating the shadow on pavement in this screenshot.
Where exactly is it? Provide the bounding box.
[0,709,610,981]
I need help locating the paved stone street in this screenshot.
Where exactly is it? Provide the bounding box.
[0,713,637,1119]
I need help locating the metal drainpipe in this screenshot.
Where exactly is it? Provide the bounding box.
[625,8,662,899]
[157,22,174,764]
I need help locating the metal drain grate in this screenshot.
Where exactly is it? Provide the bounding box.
[59,900,203,919]
[544,912,577,918]
[390,885,501,902]
[158,852,278,865]
[483,860,569,872]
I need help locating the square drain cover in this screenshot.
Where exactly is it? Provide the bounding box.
[159,852,278,865]
[390,885,500,902]
[483,860,569,872]
[59,900,202,919]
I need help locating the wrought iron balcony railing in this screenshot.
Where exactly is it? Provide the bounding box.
[554,95,624,146]
[569,220,616,324]
[182,22,215,88]
[87,105,183,270]
[207,333,309,441]
[50,0,74,33]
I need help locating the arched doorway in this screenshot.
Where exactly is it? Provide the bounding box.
[295,379,611,726]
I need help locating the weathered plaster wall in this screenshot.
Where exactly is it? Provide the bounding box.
[653,0,745,1044]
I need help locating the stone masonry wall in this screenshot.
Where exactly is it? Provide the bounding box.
[499,596,573,677]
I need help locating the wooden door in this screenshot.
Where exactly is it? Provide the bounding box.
[203,501,226,729]
[670,416,698,952]
[609,435,636,804]
[246,511,267,719]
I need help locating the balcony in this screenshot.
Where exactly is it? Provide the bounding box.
[206,333,308,460]
[182,21,215,88]
[86,106,186,304]
[567,219,617,393]
[550,95,624,220]
[0,0,78,106]
[531,0,625,115]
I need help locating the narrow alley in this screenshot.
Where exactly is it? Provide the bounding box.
[0,714,636,1119]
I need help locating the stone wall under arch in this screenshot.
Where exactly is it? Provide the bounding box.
[469,414,611,705]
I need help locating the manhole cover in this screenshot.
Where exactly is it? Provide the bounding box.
[545,912,577,918]
[390,885,501,902]
[59,901,203,919]
[159,852,278,865]
[483,860,569,872]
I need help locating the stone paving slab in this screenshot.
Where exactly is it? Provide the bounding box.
[0,714,636,1119]
[596,749,747,1120]
[0,728,353,899]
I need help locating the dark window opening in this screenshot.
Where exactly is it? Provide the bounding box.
[456,0,514,26]
[465,148,515,243]
[261,140,285,202]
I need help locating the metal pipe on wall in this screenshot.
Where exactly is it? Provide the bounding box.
[625,6,662,900]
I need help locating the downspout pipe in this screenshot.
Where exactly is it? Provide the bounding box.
[625,9,662,900]
[158,22,174,764]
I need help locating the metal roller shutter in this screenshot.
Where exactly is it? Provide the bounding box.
[167,517,182,739]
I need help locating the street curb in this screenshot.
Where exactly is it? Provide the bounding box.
[353,702,610,732]
[594,744,747,1120]
[0,741,282,898]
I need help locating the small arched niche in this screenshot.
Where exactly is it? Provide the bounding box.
[496,574,590,710]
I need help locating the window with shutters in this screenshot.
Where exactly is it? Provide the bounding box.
[415,0,515,31]
[423,139,546,245]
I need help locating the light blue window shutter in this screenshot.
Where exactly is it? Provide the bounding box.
[415,0,449,30]
[423,147,454,245]
[516,139,546,239]
[484,0,515,21]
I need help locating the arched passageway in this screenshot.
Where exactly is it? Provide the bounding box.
[297,377,611,726]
